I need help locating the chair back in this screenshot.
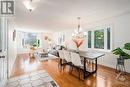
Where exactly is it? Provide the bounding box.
[58,50,65,59]
[70,52,82,66]
[64,50,71,62]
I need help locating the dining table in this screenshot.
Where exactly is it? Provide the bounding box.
[67,49,105,79]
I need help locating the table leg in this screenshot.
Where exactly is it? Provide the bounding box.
[60,59,62,66]
[95,59,97,72]
[92,60,94,71]
[84,57,86,79]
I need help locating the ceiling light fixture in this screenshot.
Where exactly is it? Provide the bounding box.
[72,17,87,39]
[72,17,87,52]
[23,0,40,12]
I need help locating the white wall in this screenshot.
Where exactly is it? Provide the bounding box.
[39,33,52,50]
[8,19,17,77]
[53,12,130,72]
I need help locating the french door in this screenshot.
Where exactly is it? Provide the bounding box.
[0,18,8,87]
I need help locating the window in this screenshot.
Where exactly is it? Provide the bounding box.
[87,27,112,51]
[107,27,111,50]
[94,29,104,49]
[88,31,92,48]
[22,32,38,48]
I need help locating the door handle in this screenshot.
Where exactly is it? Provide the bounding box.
[0,55,5,58]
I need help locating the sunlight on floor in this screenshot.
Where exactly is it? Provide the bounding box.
[21,58,41,72]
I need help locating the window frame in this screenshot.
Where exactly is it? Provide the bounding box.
[22,32,38,48]
[87,26,113,52]
[88,31,92,48]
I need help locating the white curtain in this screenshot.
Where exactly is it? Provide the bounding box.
[0,18,8,52]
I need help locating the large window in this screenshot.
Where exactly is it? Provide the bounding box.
[94,29,104,49]
[22,32,38,48]
[87,27,112,51]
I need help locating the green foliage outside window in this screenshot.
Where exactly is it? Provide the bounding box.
[32,39,40,48]
[94,29,104,49]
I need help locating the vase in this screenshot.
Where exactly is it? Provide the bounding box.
[73,38,84,52]
[76,47,79,53]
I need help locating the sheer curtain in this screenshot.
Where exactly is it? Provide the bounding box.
[0,18,8,52]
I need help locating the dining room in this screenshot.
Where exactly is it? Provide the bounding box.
[1,0,130,87]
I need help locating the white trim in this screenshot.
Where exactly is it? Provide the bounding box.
[104,28,107,50]
[91,30,94,49]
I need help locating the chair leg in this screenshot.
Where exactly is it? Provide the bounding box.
[78,68,80,80]
[69,66,74,73]
[63,65,66,71]
[71,66,74,72]
[58,59,62,69]
[69,66,71,73]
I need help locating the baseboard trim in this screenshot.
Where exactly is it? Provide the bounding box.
[98,64,130,76]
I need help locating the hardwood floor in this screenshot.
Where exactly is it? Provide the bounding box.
[11,53,130,87]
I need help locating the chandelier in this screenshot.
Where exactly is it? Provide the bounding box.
[72,17,87,39]
[72,17,87,51]
[23,0,40,12]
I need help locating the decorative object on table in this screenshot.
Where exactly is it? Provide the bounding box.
[73,38,84,52]
[72,17,87,52]
[112,42,130,81]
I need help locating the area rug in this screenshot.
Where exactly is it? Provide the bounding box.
[36,54,59,62]
[6,70,59,87]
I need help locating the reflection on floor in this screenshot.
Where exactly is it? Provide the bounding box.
[7,70,59,87]
[11,53,130,87]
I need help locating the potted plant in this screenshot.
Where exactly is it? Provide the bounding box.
[112,43,130,66]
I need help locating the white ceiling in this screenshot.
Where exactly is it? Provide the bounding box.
[15,0,130,32]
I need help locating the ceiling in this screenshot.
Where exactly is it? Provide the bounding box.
[15,0,130,32]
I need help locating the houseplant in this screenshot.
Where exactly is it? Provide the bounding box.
[112,43,130,59]
[112,43,130,68]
